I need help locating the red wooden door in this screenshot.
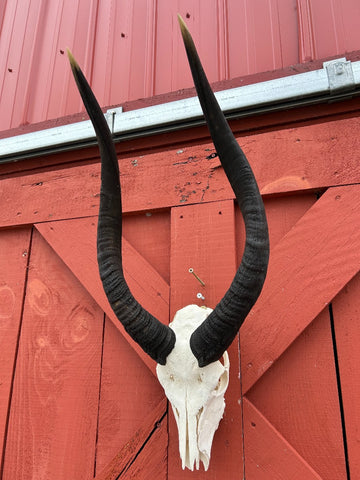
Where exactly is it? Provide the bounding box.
[1,114,359,479]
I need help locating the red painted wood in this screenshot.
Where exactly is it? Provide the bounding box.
[168,200,243,479]
[241,184,360,393]
[332,272,360,480]
[234,193,318,266]
[94,398,167,480]
[262,193,317,248]
[95,317,164,474]
[0,227,31,463]
[243,398,322,480]
[36,218,169,376]
[2,229,104,479]
[247,308,347,480]
[123,210,171,284]
[2,115,360,228]
[170,200,237,317]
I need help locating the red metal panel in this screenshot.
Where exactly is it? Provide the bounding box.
[1,0,360,133]
[227,0,299,78]
[297,0,360,62]
[0,0,98,130]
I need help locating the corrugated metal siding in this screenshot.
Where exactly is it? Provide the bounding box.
[1,0,360,132]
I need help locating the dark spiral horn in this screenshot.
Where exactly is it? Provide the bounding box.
[68,50,175,365]
[178,16,270,367]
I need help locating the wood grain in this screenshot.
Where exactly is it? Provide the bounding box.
[123,210,171,284]
[36,218,170,376]
[332,272,360,480]
[243,398,322,480]
[169,200,243,479]
[95,317,164,474]
[94,398,167,480]
[2,230,104,480]
[246,308,347,480]
[0,227,31,462]
[1,115,360,228]
[241,184,360,393]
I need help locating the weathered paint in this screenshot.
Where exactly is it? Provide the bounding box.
[0,111,359,477]
[1,3,360,478]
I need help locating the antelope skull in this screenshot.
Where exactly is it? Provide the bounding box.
[68,16,269,471]
[156,305,230,470]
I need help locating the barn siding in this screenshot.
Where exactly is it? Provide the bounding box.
[1,0,360,132]
[1,2,360,479]
[1,110,359,478]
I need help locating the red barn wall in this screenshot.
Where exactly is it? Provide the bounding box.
[1,2,360,479]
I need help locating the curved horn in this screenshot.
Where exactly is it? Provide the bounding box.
[68,51,175,365]
[178,16,269,367]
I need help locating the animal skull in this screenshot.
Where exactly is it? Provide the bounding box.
[68,15,269,472]
[156,305,229,471]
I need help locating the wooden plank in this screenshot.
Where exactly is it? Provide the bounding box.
[243,398,322,480]
[123,210,170,283]
[332,272,360,480]
[94,398,167,480]
[241,184,360,393]
[1,115,360,227]
[2,229,104,480]
[169,200,243,478]
[262,193,317,248]
[246,308,347,480]
[0,227,31,463]
[235,193,317,273]
[95,316,164,474]
[36,218,169,376]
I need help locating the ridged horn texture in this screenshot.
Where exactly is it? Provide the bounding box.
[67,50,175,365]
[178,16,270,367]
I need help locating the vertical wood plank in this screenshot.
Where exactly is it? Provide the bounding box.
[2,230,104,480]
[95,316,164,474]
[0,227,31,465]
[95,398,167,480]
[332,272,360,480]
[241,185,360,393]
[123,209,171,284]
[36,218,170,377]
[169,200,243,479]
[243,398,322,480]
[246,308,347,480]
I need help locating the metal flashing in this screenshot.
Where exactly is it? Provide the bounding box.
[1,58,360,163]
[323,58,355,94]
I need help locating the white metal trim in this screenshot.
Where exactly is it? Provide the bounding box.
[1,57,360,163]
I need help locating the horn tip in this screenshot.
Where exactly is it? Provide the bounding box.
[66,48,79,71]
[177,14,192,45]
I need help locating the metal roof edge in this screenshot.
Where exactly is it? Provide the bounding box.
[1,57,360,164]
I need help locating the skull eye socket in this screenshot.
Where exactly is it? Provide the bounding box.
[215,370,229,395]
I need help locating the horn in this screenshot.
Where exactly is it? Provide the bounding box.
[178,16,270,367]
[68,51,175,365]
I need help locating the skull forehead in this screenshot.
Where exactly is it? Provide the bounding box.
[164,305,213,376]
[170,304,213,337]
[157,304,227,385]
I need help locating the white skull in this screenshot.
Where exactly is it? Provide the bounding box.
[156,305,230,471]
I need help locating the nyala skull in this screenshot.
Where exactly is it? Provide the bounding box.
[68,16,269,472]
[156,305,229,470]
